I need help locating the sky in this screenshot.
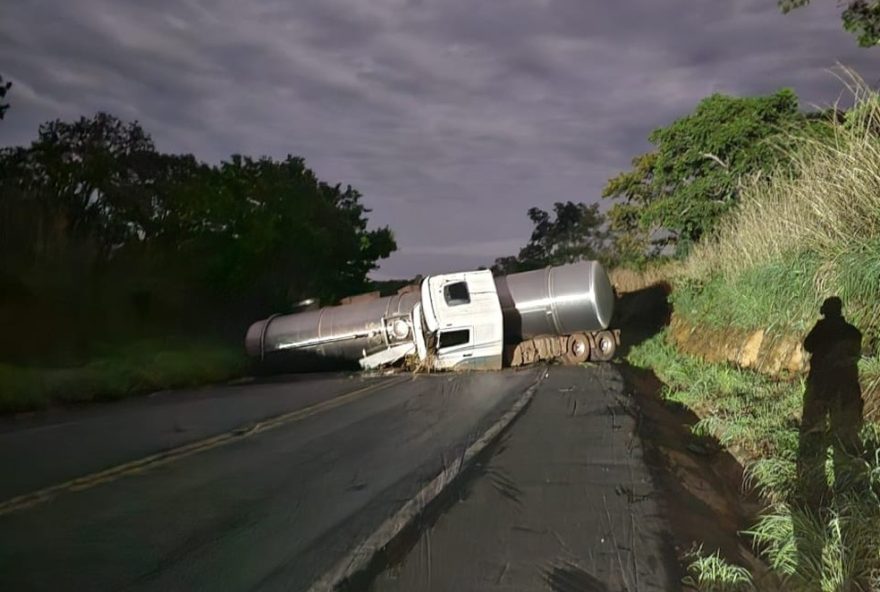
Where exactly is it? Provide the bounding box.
[1,0,877,279]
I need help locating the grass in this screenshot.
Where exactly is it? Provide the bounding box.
[629,333,880,591]
[746,499,880,592]
[629,334,804,473]
[616,69,880,592]
[0,340,249,413]
[672,251,824,337]
[675,72,880,345]
[683,546,755,592]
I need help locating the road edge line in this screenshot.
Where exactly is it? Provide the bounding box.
[307,368,548,592]
[0,376,408,517]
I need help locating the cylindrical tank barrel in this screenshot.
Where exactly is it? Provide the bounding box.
[245,291,420,361]
[494,260,615,342]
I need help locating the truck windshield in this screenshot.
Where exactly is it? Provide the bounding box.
[443,282,470,306]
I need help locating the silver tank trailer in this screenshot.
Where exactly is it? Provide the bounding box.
[245,291,420,361]
[494,260,615,342]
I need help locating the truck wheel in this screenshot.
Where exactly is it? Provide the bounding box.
[591,330,616,361]
[564,333,591,364]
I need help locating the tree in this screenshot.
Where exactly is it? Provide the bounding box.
[603,89,809,256]
[0,75,11,120]
[602,152,666,267]
[0,113,159,266]
[779,0,880,47]
[0,112,398,354]
[178,155,396,305]
[492,201,609,274]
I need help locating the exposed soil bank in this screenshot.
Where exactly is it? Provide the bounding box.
[621,363,782,591]
[668,315,806,378]
[612,277,781,589]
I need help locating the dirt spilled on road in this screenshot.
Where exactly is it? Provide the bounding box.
[620,363,781,591]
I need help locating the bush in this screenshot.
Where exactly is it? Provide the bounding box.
[0,341,248,413]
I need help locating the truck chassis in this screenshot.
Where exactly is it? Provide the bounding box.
[506,329,621,367]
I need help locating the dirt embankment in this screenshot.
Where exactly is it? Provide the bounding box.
[611,277,784,590]
[621,365,782,591]
[668,317,806,377]
[611,269,806,379]
[612,271,879,425]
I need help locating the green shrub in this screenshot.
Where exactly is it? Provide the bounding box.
[0,341,248,413]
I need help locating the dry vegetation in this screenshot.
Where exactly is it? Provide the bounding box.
[678,73,880,343]
[626,75,880,591]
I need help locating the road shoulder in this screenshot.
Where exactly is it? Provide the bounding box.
[371,364,682,592]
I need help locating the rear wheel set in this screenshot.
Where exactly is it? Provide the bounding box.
[590,330,616,362]
[562,331,616,364]
[564,333,590,364]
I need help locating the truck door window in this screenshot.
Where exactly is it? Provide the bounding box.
[443,281,470,306]
[438,328,470,349]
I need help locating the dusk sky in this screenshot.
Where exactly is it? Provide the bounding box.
[1,0,877,278]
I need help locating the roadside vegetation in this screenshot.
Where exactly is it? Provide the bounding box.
[677,78,880,344]
[682,546,756,592]
[617,76,880,591]
[630,335,880,591]
[0,340,248,414]
[0,97,396,411]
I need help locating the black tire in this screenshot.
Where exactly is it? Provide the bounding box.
[563,333,591,365]
[590,330,616,362]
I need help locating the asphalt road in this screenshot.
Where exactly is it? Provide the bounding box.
[0,369,540,591]
[372,364,680,591]
[0,372,394,501]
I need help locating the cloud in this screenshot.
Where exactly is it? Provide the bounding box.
[1,0,876,278]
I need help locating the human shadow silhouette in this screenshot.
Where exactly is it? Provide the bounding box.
[795,297,866,585]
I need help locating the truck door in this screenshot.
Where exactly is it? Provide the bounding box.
[421,270,504,370]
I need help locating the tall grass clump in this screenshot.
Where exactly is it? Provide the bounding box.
[747,497,880,592]
[683,546,755,592]
[679,73,880,341]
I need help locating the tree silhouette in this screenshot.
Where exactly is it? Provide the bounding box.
[0,75,11,121]
[780,0,880,47]
[0,112,397,359]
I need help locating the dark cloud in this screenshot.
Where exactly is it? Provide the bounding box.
[1,0,877,278]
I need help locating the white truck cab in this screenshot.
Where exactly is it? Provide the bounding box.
[417,269,504,370]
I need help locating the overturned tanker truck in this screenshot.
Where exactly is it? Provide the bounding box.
[244,260,619,371]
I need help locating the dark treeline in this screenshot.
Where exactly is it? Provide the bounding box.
[0,113,396,364]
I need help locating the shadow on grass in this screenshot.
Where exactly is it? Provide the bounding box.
[613,282,673,360]
[619,363,782,591]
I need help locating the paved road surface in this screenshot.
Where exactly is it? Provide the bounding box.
[372,365,680,591]
[0,369,539,591]
[0,372,392,501]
